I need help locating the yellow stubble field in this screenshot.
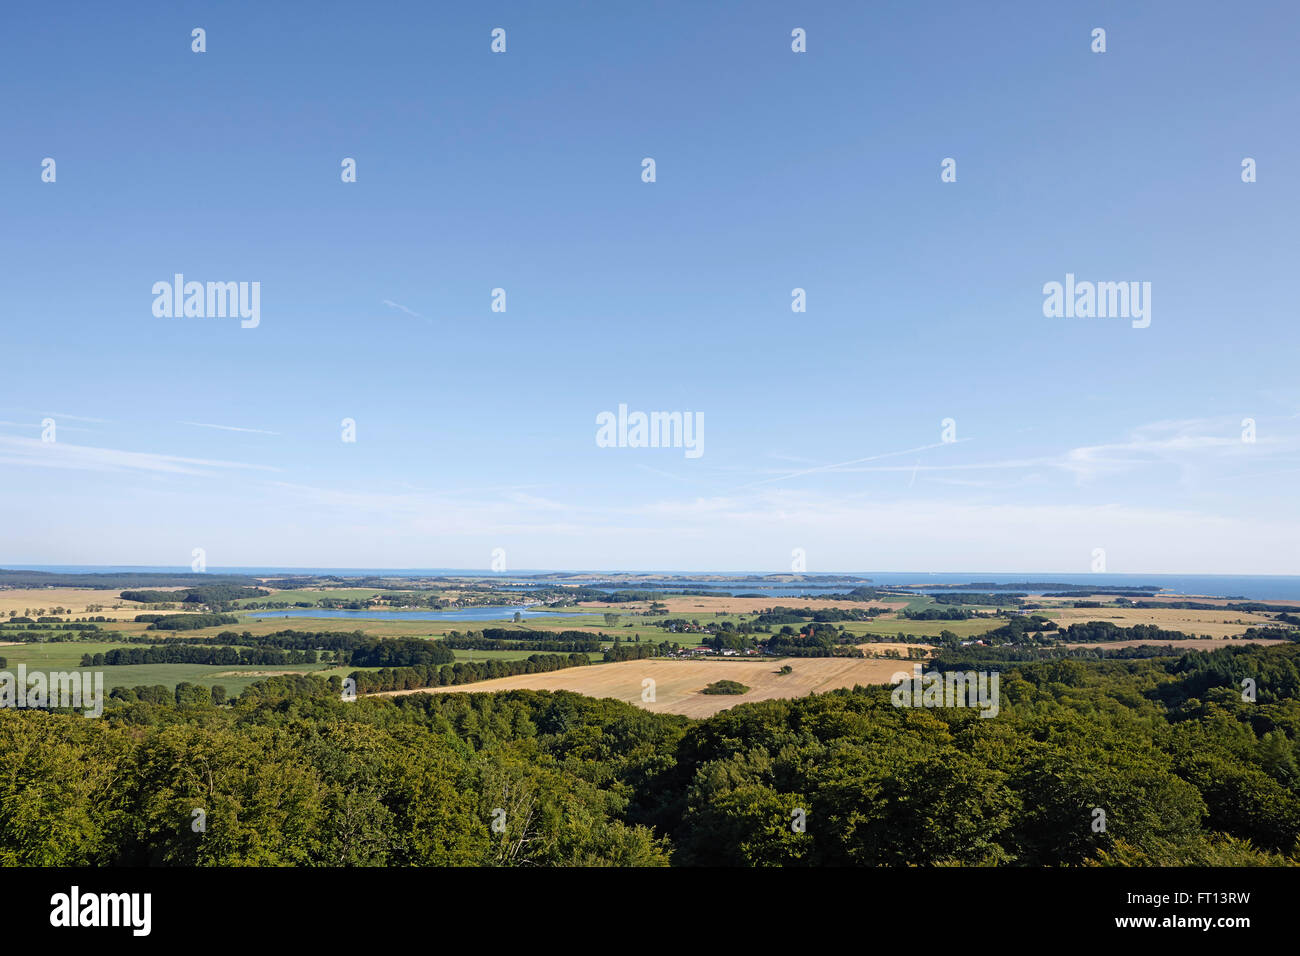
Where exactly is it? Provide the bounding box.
[0,587,162,621]
[1041,604,1278,637]
[376,653,927,718]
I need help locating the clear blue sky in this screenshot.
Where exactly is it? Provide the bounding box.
[2,0,1298,573]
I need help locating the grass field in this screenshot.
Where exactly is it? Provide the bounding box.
[0,633,594,697]
[841,617,1003,639]
[230,615,454,637]
[0,641,344,695]
[231,587,384,606]
[450,648,575,662]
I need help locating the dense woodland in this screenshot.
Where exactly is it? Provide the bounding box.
[135,613,240,630]
[1,642,1298,866]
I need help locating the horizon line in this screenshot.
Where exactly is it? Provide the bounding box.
[2,564,1298,579]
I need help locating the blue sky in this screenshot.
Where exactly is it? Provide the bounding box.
[2,0,1298,573]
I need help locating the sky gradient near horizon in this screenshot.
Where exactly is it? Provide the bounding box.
[2,1,1299,574]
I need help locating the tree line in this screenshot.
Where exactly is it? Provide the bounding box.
[82,645,321,667]
[444,636,602,653]
[120,585,269,605]
[134,613,239,630]
[348,653,591,695]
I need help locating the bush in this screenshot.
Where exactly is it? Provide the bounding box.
[701,680,749,695]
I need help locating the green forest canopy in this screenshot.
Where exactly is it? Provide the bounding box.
[0,641,1297,866]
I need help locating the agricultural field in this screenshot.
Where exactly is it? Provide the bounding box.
[230,614,456,638]
[231,587,384,606]
[841,616,1003,639]
[450,648,569,662]
[3,579,1291,700]
[2,617,216,639]
[379,655,921,718]
[1039,604,1278,638]
[0,620,607,697]
[0,586,158,621]
[853,641,935,657]
[574,595,907,616]
[228,610,688,646]
[0,640,346,695]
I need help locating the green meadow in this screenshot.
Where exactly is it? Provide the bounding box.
[0,636,606,697]
[840,617,1003,639]
[0,641,348,696]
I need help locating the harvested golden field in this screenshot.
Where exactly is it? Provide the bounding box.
[376,656,919,718]
[1042,605,1277,637]
[576,595,907,615]
[855,641,935,657]
[0,587,148,620]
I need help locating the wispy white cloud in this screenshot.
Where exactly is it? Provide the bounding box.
[381,299,428,321]
[0,435,278,477]
[4,414,1295,573]
[766,452,826,465]
[1059,416,1282,483]
[739,439,973,488]
[636,463,691,482]
[0,420,94,433]
[44,412,110,423]
[830,457,1055,474]
[765,416,1293,486]
[179,421,280,436]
